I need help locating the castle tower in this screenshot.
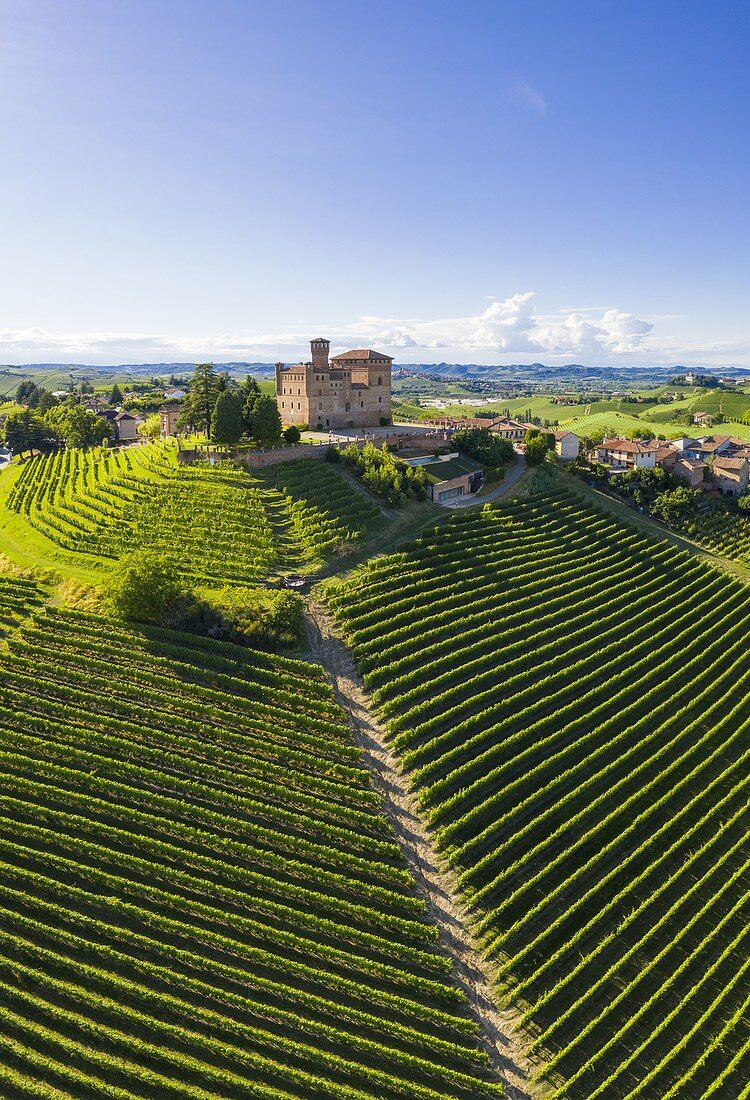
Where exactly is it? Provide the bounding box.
[310,338,330,372]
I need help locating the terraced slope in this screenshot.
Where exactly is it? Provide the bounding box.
[265,460,381,561]
[328,489,750,1099]
[0,602,502,1100]
[3,446,383,579]
[5,444,276,583]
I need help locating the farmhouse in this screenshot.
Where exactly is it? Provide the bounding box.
[673,457,706,487]
[113,411,138,442]
[689,435,736,460]
[597,438,658,469]
[710,457,750,497]
[276,338,393,430]
[655,444,678,471]
[553,430,580,460]
[486,417,531,441]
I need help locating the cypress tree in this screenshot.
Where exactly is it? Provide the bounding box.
[211,391,244,444]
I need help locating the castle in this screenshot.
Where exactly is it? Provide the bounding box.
[275,338,393,430]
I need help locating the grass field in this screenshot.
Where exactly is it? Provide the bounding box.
[0,597,503,1099]
[327,487,750,1099]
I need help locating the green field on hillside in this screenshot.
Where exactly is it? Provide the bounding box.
[327,489,750,1099]
[0,596,502,1100]
[556,410,675,438]
[0,446,382,583]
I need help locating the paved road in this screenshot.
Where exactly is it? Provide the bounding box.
[443,456,527,508]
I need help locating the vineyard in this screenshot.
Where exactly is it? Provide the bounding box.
[264,460,382,561]
[0,599,503,1100]
[1,445,380,581]
[327,489,750,1099]
[0,574,38,636]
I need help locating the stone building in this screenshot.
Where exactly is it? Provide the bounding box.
[159,402,181,438]
[276,338,393,430]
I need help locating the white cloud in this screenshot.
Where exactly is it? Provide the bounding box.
[508,76,547,116]
[0,294,745,366]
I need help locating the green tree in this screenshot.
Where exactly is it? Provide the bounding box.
[3,408,46,456]
[453,428,514,467]
[241,375,261,435]
[283,425,301,446]
[524,428,551,466]
[252,395,282,447]
[36,390,58,415]
[211,390,244,444]
[16,380,46,407]
[652,486,699,523]
[110,383,123,405]
[102,550,184,623]
[178,363,219,434]
[138,412,162,440]
[45,404,111,449]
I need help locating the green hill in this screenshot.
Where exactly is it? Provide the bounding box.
[328,488,750,1099]
[0,596,502,1100]
[0,446,382,583]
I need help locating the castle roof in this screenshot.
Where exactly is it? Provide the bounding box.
[330,348,393,362]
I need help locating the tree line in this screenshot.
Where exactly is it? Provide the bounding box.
[177,363,295,448]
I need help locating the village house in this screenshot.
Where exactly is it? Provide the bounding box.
[159,402,181,437]
[673,457,706,488]
[276,338,393,430]
[113,411,138,442]
[710,457,750,497]
[693,411,714,427]
[163,386,186,401]
[687,435,737,461]
[553,430,580,460]
[669,436,700,453]
[655,444,678,471]
[596,438,658,469]
[487,417,532,441]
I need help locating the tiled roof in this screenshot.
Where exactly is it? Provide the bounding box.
[599,437,658,454]
[330,349,394,361]
[712,457,749,471]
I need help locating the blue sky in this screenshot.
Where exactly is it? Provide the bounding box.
[1,0,748,366]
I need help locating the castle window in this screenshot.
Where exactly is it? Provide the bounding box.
[319,402,323,411]
[378,376,382,385]
[345,402,350,411]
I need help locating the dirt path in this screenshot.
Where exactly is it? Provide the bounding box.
[305,599,542,1100]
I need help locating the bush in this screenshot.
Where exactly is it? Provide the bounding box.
[172,585,304,650]
[453,428,514,467]
[337,441,428,506]
[102,551,184,624]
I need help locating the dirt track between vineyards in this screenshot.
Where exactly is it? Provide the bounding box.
[305,599,542,1100]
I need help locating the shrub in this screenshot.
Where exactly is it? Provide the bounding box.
[102,550,184,624]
